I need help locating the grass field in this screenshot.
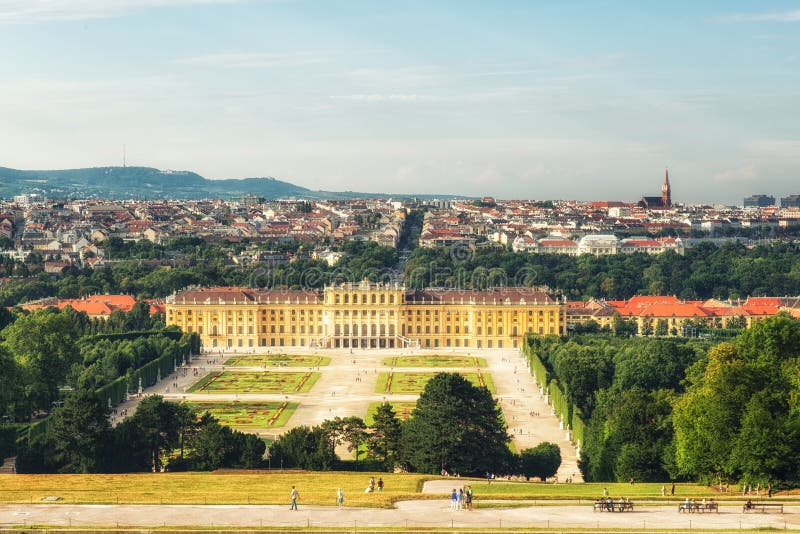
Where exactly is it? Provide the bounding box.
[473,481,722,500]
[0,473,736,508]
[364,401,418,425]
[183,401,298,429]
[188,371,320,394]
[0,472,431,508]
[375,371,495,394]
[224,354,331,368]
[382,355,487,368]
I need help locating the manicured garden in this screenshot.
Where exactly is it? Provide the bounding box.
[224,354,331,368]
[183,401,297,429]
[365,401,417,425]
[383,354,487,368]
[188,371,320,394]
[375,371,495,394]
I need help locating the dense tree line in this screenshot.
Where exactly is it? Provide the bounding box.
[16,394,264,473]
[527,314,800,486]
[0,306,190,422]
[404,242,800,300]
[4,239,800,306]
[0,241,398,306]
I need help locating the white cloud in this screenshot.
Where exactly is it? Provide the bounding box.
[744,139,800,160]
[717,9,800,23]
[712,164,759,184]
[329,94,438,103]
[0,0,251,23]
[173,51,327,69]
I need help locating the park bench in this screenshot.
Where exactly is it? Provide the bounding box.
[678,502,718,513]
[743,502,783,513]
[593,500,634,512]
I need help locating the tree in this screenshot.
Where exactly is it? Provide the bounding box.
[520,442,561,481]
[673,315,800,483]
[368,403,402,471]
[613,315,638,337]
[3,309,81,411]
[554,343,614,414]
[655,319,669,336]
[186,412,265,470]
[126,395,191,472]
[322,416,368,469]
[0,346,22,419]
[400,373,510,475]
[50,389,111,473]
[268,425,336,470]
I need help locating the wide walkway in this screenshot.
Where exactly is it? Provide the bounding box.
[1,502,797,530]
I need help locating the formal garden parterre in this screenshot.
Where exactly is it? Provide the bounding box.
[223,353,331,368]
[182,400,298,429]
[382,354,487,367]
[187,371,320,394]
[375,371,495,394]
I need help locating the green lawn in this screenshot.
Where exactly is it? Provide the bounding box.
[382,354,487,368]
[187,371,320,394]
[365,401,417,425]
[0,473,734,507]
[471,481,721,500]
[224,354,331,368]
[182,401,298,429]
[375,371,495,394]
[0,472,431,508]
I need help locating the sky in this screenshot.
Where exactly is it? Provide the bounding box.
[1,0,799,203]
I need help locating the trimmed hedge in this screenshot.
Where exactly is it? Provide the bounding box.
[83,329,184,343]
[94,332,200,409]
[523,339,550,387]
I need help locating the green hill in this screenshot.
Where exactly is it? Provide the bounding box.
[0,165,456,200]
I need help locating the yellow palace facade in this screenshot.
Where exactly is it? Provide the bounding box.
[165,281,566,350]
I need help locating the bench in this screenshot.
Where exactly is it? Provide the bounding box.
[593,501,634,512]
[743,503,783,513]
[679,503,718,513]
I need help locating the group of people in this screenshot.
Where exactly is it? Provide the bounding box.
[595,496,633,511]
[742,482,772,497]
[289,478,386,511]
[365,476,384,493]
[681,497,717,512]
[449,486,474,510]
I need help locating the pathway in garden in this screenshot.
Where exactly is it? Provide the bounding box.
[1,501,797,530]
[487,349,582,482]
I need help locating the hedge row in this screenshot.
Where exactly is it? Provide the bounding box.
[95,333,198,409]
[523,335,587,449]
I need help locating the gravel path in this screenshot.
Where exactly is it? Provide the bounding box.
[1,502,797,529]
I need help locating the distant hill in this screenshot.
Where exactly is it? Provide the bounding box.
[0,165,459,201]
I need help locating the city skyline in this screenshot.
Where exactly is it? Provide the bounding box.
[2,1,800,203]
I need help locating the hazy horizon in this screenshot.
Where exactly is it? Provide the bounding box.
[2,1,799,203]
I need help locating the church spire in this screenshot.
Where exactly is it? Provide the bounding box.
[662,168,672,207]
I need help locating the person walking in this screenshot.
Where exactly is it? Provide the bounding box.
[337,488,344,510]
[290,486,299,510]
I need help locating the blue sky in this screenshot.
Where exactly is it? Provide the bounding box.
[1,0,799,202]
